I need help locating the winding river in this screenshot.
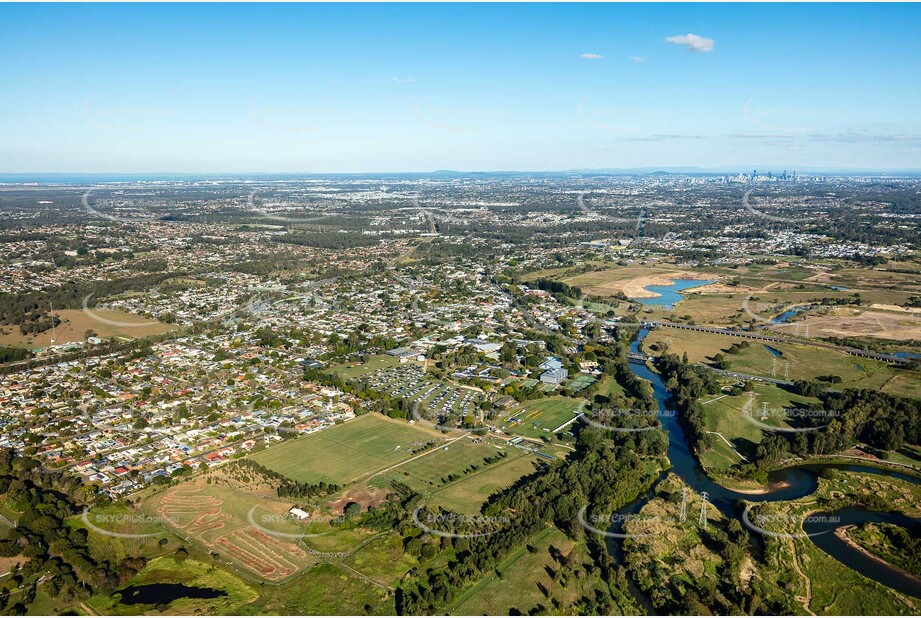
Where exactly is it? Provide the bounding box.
[611,328,921,600]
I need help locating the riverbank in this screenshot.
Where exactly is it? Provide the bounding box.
[773,455,921,480]
[835,525,921,586]
[624,325,921,606]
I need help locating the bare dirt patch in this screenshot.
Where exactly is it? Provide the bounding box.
[772,309,921,341]
[568,269,717,299]
[0,309,173,349]
[150,481,313,581]
[326,486,390,514]
[870,303,921,315]
[0,555,23,575]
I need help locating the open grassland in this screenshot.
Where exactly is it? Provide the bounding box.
[641,327,921,399]
[884,445,921,468]
[560,266,716,299]
[252,563,395,615]
[0,308,173,349]
[807,265,921,292]
[142,480,316,582]
[520,261,611,283]
[798,540,919,615]
[772,308,921,341]
[16,587,68,615]
[449,527,605,615]
[0,554,22,576]
[0,503,20,527]
[250,413,444,486]
[299,524,380,555]
[528,259,920,330]
[643,287,916,328]
[698,384,821,470]
[596,375,626,398]
[431,451,543,515]
[343,531,420,587]
[502,396,584,438]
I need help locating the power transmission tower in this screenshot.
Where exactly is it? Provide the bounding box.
[698,492,709,529]
[771,357,777,377]
[784,361,789,380]
[679,487,687,522]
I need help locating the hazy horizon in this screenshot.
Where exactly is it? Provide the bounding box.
[2,3,920,174]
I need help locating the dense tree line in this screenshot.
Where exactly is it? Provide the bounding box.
[225,459,340,499]
[654,352,722,456]
[0,346,29,363]
[532,278,583,299]
[748,388,921,474]
[0,449,148,612]
[396,426,656,614]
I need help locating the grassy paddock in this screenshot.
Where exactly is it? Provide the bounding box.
[698,384,820,470]
[0,308,173,349]
[431,451,543,515]
[250,413,443,485]
[371,437,510,493]
[449,527,580,615]
[641,327,921,399]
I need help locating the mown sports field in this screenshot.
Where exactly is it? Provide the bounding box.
[369,436,509,492]
[249,413,445,485]
[501,396,584,439]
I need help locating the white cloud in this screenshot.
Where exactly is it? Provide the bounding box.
[579,53,604,60]
[392,76,414,84]
[665,33,715,53]
[630,56,646,63]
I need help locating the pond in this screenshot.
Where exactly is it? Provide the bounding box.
[632,279,715,309]
[771,305,809,324]
[116,583,227,606]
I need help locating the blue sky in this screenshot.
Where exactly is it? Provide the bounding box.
[1,3,919,173]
